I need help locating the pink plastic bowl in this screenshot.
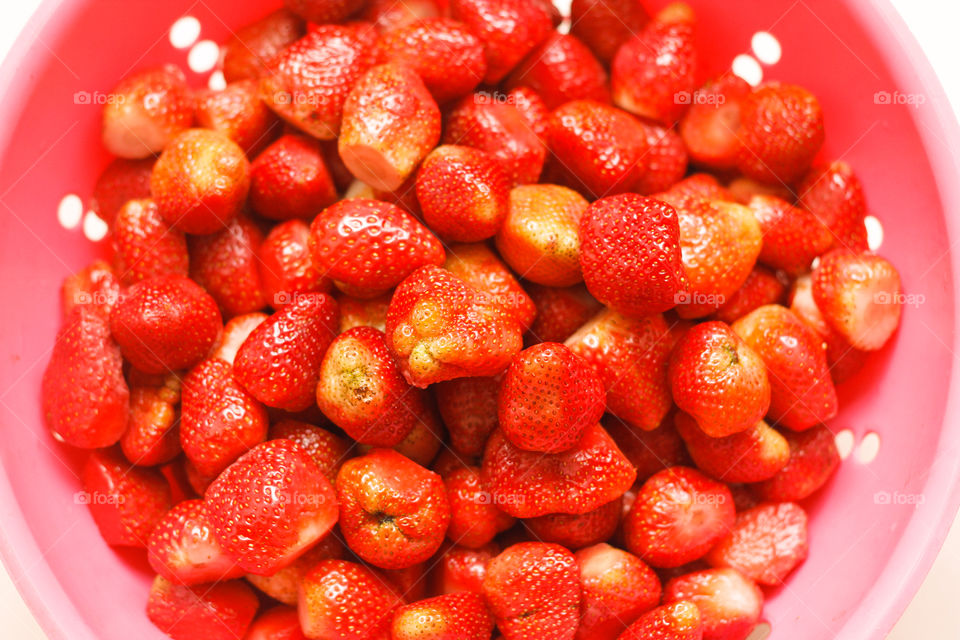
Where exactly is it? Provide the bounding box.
[0,0,958,638]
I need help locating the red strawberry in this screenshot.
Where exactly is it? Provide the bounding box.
[634,123,688,195]
[338,291,392,332]
[660,173,735,203]
[270,420,351,484]
[246,606,308,640]
[481,423,636,518]
[195,79,279,157]
[497,184,589,286]
[234,292,339,411]
[679,74,751,171]
[211,312,268,365]
[250,134,338,221]
[509,86,551,142]
[91,157,154,225]
[674,413,789,484]
[376,18,487,103]
[811,250,902,351]
[189,215,267,317]
[736,83,825,184]
[445,466,515,548]
[259,219,333,311]
[731,305,838,431]
[431,542,499,595]
[362,0,443,33]
[184,459,217,497]
[570,0,649,64]
[747,195,832,276]
[112,199,189,285]
[337,449,450,569]
[443,94,547,185]
[150,129,251,235]
[101,65,193,159]
[309,199,445,298]
[796,161,869,252]
[260,24,377,139]
[434,375,501,458]
[120,371,182,466]
[482,542,581,640]
[147,499,244,585]
[580,194,686,318]
[616,601,703,640]
[147,576,258,640]
[316,326,424,446]
[206,439,339,574]
[385,265,523,387]
[222,9,306,82]
[663,569,763,640]
[416,146,511,242]
[668,321,770,437]
[525,284,602,345]
[505,32,608,109]
[180,358,269,477]
[525,498,621,550]
[712,266,786,325]
[109,275,221,374]
[605,415,689,482]
[727,176,795,205]
[450,0,553,83]
[444,243,536,330]
[285,0,365,23]
[565,310,673,432]
[246,533,346,605]
[611,4,697,125]
[392,592,494,640]
[751,424,840,502]
[547,100,650,198]
[367,395,445,465]
[82,448,172,547]
[298,559,401,640]
[576,543,661,640]
[498,342,605,453]
[623,466,734,568]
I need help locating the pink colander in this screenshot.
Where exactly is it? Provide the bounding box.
[0,0,958,638]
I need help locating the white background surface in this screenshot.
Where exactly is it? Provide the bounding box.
[0,1,957,638]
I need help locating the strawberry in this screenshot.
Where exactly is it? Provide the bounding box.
[434,375,501,458]
[120,371,182,466]
[443,95,547,185]
[811,250,902,351]
[211,312,268,365]
[605,415,690,482]
[338,291,392,332]
[234,292,339,411]
[747,195,832,276]
[570,0,649,64]
[222,9,305,82]
[371,172,423,216]
[416,146,511,242]
[623,466,734,568]
[575,543,661,640]
[337,449,450,569]
[482,542,581,640]
[109,275,221,374]
[285,0,365,23]
[195,79,279,157]
[147,499,244,585]
[270,420,352,484]
[498,342,605,453]
[796,161,869,252]
[180,358,269,477]
[246,533,346,605]
[259,219,333,311]
[525,284,602,345]
[246,606,308,640]
[663,569,763,640]
[189,215,268,317]
[385,265,524,386]
[112,199,189,285]
[380,562,430,602]
[250,134,338,221]
[751,424,840,502]
[634,123,688,195]
[444,243,536,330]
[298,559,401,640]
[431,542,498,595]
[497,184,589,287]
[481,424,636,518]
[674,413,789,483]
[565,310,673,432]
[391,592,494,640]
[260,24,377,139]
[450,0,553,83]
[712,266,786,325]
[362,0,443,32]
[525,498,621,550]
[376,18,487,104]
[505,32,608,109]
[661,173,735,202]
[731,305,838,431]
[147,576,258,640]
[206,439,339,574]
[445,466,515,548]
[309,199,445,298]
[316,326,425,446]
[611,4,697,125]
[705,502,808,586]
[616,601,703,640]
[580,194,686,318]
[101,65,193,159]
[509,86,551,142]
[668,321,770,437]
[736,83,824,184]
[42,305,128,449]
[679,74,751,171]
[150,129,251,235]
[547,100,650,198]
[90,157,154,225]
[82,448,172,547]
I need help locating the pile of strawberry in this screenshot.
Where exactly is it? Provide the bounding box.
[41,0,905,638]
